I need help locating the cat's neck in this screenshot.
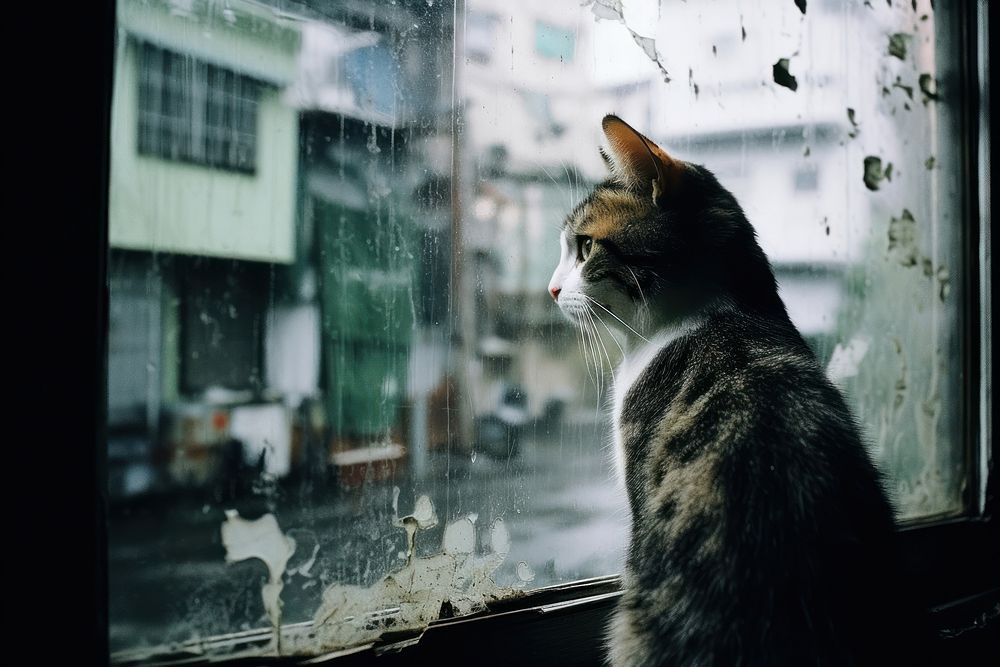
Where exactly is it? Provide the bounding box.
[620,315,704,359]
[615,294,796,360]
[618,296,731,356]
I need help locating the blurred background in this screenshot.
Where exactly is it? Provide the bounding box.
[106,0,967,658]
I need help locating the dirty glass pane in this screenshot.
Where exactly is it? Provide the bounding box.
[107,0,970,660]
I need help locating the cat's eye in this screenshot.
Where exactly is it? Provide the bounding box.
[577,235,594,261]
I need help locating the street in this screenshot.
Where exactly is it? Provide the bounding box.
[108,417,628,655]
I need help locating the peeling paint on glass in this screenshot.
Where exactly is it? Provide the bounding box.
[107,0,969,660]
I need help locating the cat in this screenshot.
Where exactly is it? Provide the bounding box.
[548,115,927,666]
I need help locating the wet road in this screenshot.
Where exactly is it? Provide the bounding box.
[108,418,628,655]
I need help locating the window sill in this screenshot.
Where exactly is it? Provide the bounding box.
[113,515,999,665]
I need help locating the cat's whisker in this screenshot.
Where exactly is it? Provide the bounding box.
[586,306,615,374]
[573,320,595,387]
[585,310,608,397]
[589,308,627,358]
[585,312,604,397]
[577,318,599,389]
[538,162,565,199]
[586,308,618,416]
[625,265,648,311]
[577,309,600,392]
[582,294,650,343]
[583,311,602,397]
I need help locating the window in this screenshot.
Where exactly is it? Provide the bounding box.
[534,21,575,61]
[177,257,267,394]
[138,43,260,173]
[793,163,819,191]
[103,0,992,663]
[466,11,498,65]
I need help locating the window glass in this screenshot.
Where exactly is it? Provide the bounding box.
[466,11,497,65]
[107,0,971,660]
[535,21,576,61]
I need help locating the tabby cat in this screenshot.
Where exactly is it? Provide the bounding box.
[548,116,925,666]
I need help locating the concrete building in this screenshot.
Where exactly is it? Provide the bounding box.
[106,0,456,497]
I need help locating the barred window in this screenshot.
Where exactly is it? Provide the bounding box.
[137,43,260,173]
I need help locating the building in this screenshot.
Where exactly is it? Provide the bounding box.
[106,0,456,497]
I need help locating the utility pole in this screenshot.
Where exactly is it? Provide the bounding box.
[449,0,474,452]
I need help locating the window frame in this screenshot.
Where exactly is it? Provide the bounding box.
[75,0,994,664]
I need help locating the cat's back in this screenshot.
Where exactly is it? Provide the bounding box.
[619,310,858,478]
[615,312,921,666]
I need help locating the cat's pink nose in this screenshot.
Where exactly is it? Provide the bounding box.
[549,286,561,301]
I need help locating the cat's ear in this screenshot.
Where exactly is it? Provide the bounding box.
[601,115,680,205]
[598,146,614,171]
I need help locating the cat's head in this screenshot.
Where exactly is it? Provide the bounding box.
[548,115,784,340]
